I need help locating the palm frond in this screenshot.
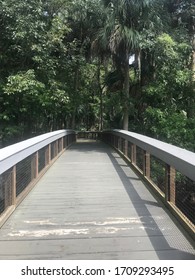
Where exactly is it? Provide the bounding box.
[109,23,140,53]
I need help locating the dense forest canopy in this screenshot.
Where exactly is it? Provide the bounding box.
[0,0,194,150]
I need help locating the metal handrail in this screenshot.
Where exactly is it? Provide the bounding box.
[0,130,75,175]
[103,129,195,181]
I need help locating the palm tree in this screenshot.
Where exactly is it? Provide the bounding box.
[98,0,154,130]
[66,0,106,129]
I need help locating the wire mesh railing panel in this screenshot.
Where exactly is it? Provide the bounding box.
[127,142,132,160]
[175,172,195,225]
[63,136,66,149]
[77,132,98,139]
[121,138,125,154]
[16,155,32,197]
[77,132,85,139]
[120,138,125,154]
[58,139,62,153]
[115,136,120,149]
[0,175,4,214]
[136,146,144,172]
[45,145,50,165]
[150,155,166,194]
[113,135,116,148]
[67,135,69,146]
[0,169,12,214]
[65,135,68,147]
[51,142,56,160]
[38,147,46,173]
[110,135,114,146]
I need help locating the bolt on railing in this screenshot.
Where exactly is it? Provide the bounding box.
[0,130,76,226]
[101,130,195,237]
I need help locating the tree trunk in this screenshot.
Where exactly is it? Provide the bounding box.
[135,49,141,82]
[188,30,195,118]
[97,60,103,131]
[71,67,79,129]
[191,34,195,117]
[71,109,76,129]
[123,50,130,130]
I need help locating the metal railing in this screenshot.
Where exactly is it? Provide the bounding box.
[101,129,195,237]
[77,131,100,140]
[0,130,76,226]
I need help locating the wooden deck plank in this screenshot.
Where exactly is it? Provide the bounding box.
[0,140,194,259]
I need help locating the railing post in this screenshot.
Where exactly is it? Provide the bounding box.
[118,137,121,151]
[60,137,63,152]
[124,140,128,157]
[35,152,39,178]
[121,138,124,153]
[31,152,38,179]
[165,165,176,204]
[55,140,58,156]
[62,137,65,150]
[48,144,51,162]
[66,135,68,147]
[131,144,136,164]
[143,151,150,178]
[45,145,49,165]
[11,166,16,206]
[3,168,15,209]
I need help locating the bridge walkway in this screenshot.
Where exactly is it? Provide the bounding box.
[0,140,194,259]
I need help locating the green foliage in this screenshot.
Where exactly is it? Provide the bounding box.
[140,29,194,150]
[0,0,194,153]
[4,70,45,96]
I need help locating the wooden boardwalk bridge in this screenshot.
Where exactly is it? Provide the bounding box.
[0,130,194,259]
